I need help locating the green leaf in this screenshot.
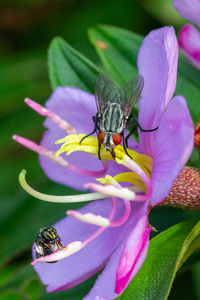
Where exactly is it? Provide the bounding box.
[0,291,22,300]
[176,53,200,123]
[119,218,200,300]
[39,275,98,300]
[0,150,85,267]
[0,264,22,288]
[0,49,50,117]
[48,37,100,92]
[23,278,44,300]
[88,25,200,123]
[0,264,44,299]
[140,0,185,28]
[88,25,142,86]
[192,261,200,299]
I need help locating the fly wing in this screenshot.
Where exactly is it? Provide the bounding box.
[119,75,144,118]
[95,73,120,114]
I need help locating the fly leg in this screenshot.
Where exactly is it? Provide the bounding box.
[122,132,133,159]
[130,114,159,132]
[125,123,138,148]
[79,114,99,144]
[98,142,101,160]
[122,114,158,159]
[122,118,138,158]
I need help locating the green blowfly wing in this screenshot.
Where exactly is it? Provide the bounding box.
[95,73,120,114]
[119,75,144,117]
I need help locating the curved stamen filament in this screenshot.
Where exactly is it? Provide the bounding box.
[19,170,107,203]
[67,160,108,177]
[67,197,131,228]
[25,98,77,134]
[110,199,131,227]
[81,198,116,247]
[82,226,106,248]
[117,155,152,201]
[84,182,136,201]
[31,241,83,264]
[66,211,111,227]
[13,135,108,177]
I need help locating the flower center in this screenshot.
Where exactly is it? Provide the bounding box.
[55,133,152,167]
[19,133,153,264]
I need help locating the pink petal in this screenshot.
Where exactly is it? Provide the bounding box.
[137,26,178,135]
[179,24,200,70]
[84,202,149,299]
[39,87,104,190]
[150,95,194,206]
[115,212,150,294]
[173,0,200,28]
[39,131,105,191]
[33,198,131,293]
[43,87,97,134]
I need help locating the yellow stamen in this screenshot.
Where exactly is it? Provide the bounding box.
[96,175,120,186]
[97,173,146,192]
[55,134,153,193]
[55,134,152,170]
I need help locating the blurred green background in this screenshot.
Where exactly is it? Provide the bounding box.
[1,0,200,299]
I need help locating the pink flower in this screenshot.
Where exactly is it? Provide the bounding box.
[14,26,193,299]
[173,0,200,69]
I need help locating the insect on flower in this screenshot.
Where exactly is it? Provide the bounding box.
[80,73,158,159]
[35,227,63,263]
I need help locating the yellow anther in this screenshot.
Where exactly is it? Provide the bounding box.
[55,134,153,191]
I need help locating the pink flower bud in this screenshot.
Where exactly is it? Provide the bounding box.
[162,167,200,210]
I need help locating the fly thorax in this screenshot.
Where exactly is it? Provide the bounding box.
[100,103,125,133]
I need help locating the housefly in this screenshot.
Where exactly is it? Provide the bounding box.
[80,73,158,159]
[35,227,63,263]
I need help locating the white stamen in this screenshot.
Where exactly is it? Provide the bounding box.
[19,170,107,203]
[31,241,83,264]
[67,210,110,227]
[85,183,136,201]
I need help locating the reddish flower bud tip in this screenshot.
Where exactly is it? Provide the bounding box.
[194,114,200,156]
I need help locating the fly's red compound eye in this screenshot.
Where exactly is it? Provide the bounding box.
[98,132,106,144]
[112,133,122,146]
